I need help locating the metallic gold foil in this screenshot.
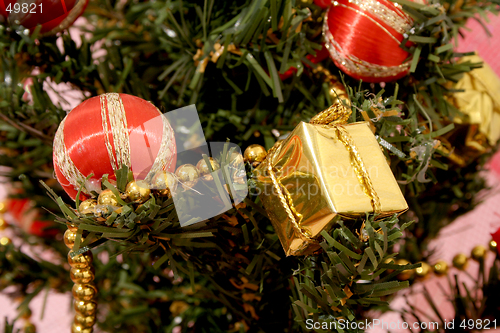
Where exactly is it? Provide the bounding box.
[254,121,408,256]
[454,54,500,145]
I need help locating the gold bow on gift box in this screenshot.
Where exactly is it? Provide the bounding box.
[254,104,408,256]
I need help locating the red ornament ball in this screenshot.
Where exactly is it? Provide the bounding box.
[53,93,177,201]
[323,0,415,82]
[6,198,57,237]
[0,0,88,36]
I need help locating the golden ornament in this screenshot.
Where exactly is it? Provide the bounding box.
[0,201,6,214]
[0,218,6,231]
[71,322,93,333]
[395,259,414,280]
[64,229,83,249]
[74,313,96,328]
[68,252,93,269]
[23,322,36,333]
[78,199,96,215]
[70,267,95,284]
[0,237,11,246]
[175,164,199,189]
[489,239,498,252]
[74,300,97,317]
[415,262,431,278]
[67,223,78,232]
[471,245,487,261]
[97,189,120,206]
[196,158,220,181]
[150,171,177,197]
[125,180,151,203]
[433,260,448,275]
[452,253,468,270]
[244,144,267,164]
[72,283,97,301]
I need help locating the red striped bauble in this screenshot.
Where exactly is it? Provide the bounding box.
[53,93,177,201]
[0,0,88,36]
[323,0,415,83]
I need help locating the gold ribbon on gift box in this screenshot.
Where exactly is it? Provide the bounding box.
[254,103,408,256]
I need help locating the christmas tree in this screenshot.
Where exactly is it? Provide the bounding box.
[0,0,499,332]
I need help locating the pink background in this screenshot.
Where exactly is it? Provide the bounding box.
[1,13,500,333]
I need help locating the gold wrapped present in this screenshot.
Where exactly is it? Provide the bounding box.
[454,54,500,145]
[254,104,408,256]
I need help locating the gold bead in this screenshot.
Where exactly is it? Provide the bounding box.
[23,322,36,333]
[415,262,431,278]
[196,158,220,181]
[243,144,267,163]
[0,218,6,231]
[97,189,120,206]
[20,307,32,319]
[0,201,6,214]
[395,259,414,280]
[74,300,97,316]
[78,199,96,215]
[68,251,93,269]
[70,267,95,284]
[175,164,199,189]
[452,253,468,270]
[150,171,178,197]
[433,260,448,275]
[72,283,97,301]
[125,180,151,203]
[489,239,498,252]
[64,229,83,249]
[0,237,11,246]
[74,313,96,328]
[471,245,487,261]
[71,322,93,333]
[328,83,351,107]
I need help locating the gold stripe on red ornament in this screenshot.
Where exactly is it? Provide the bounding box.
[53,93,177,201]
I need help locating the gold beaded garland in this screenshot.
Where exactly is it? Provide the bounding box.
[68,252,93,269]
[415,262,431,278]
[243,144,267,164]
[196,158,220,181]
[433,260,448,275]
[74,301,97,316]
[125,180,151,203]
[489,239,498,252]
[150,171,177,197]
[71,322,93,333]
[78,199,96,215]
[452,253,468,270]
[97,189,120,206]
[471,245,487,261]
[74,313,96,328]
[0,218,6,231]
[0,236,11,246]
[395,259,414,280]
[70,267,95,284]
[72,284,97,301]
[64,229,84,249]
[175,164,199,189]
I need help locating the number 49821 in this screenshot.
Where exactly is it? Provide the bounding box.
[6,2,42,14]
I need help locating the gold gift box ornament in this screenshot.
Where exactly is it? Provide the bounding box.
[254,103,408,256]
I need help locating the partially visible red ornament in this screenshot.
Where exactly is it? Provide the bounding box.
[6,198,57,237]
[53,93,177,201]
[323,0,415,82]
[0,0,88,36]
[314,0,331,9]
[279,44,330,81]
